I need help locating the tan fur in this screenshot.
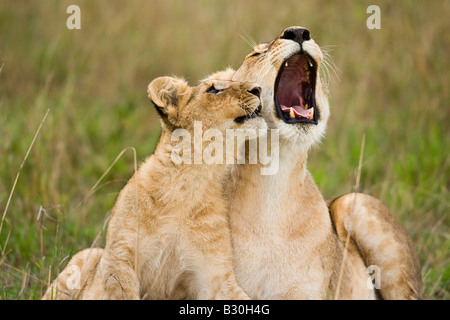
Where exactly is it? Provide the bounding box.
[208,27,422,299]
[42,248,103,300]
[43,77,265,300]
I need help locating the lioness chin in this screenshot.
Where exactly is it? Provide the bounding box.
[207,26,422,299]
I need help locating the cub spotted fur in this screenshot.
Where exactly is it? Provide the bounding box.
[43,77,265,299]
[206,26,422,299]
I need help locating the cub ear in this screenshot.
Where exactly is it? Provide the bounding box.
[147,76,190,123]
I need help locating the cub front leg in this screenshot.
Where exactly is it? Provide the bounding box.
[82,247,140,300]
[200,269,251,300]
[193,247,251,300]
[182,213,250,300]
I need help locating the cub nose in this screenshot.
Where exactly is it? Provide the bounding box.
[280,27,311,45]
[248,86,261,98]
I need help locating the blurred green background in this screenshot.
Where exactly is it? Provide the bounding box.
[0,0,448,299]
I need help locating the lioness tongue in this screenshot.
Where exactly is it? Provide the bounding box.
[281,105,313,119]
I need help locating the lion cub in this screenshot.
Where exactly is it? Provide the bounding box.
[47,76,264,300]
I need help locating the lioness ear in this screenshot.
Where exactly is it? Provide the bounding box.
[147,76,190,124]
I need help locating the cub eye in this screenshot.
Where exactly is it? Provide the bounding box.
[206,85,224,94]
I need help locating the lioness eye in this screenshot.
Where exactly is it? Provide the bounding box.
[206,86,224,94]
[249,52,261,57]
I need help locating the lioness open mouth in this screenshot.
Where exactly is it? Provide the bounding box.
[275,53,318,124]
[234,104,262,124]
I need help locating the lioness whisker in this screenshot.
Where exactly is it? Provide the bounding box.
[239,29,257,49]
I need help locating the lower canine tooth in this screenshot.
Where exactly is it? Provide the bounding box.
[290,107,295,118]
[309,108,314,120]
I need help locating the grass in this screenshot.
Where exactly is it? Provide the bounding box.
[0,0,448,299]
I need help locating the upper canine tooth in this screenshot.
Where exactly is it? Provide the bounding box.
[290,107,295,118]
[285,62,289,67]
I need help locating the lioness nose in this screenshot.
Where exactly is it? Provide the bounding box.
[280,27,311,44]
[248,86,261,98]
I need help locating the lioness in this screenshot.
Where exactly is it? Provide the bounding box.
[206,26,422,299]
[43,77,265,299]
